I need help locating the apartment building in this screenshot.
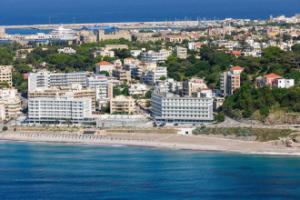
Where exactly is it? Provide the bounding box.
[155,79,182,94]
[110,95,136,114]
[151,88,214,125]
[142,67,168,85]
[112,69,131,82]
[0,88,21,121]
[182,78,208,97]
[0,65,13,87]
[28,71,87,91]
[129,83,150,97]
[220,66,244,96]
[86,75,113,108]
[141,50,171,63]
[176,46,188,59]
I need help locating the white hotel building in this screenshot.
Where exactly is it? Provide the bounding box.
[28,96,93,124]
[151,89,214,125]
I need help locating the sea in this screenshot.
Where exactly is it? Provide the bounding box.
[0,141,300,199]
[0,0,300,25]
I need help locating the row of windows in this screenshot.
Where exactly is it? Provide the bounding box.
[162,115,210,118]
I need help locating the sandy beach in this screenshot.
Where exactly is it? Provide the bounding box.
[0,131,300,156]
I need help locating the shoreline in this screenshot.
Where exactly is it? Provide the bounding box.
[1,132,300,157]
[0,18,255,29]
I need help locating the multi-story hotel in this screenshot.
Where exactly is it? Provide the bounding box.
[28,86,97,111]
[0,65,13,87]
[28,71,88,91]
[28,96,93,124]
[151,88,214,125]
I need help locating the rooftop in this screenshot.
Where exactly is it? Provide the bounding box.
[230,66,244,71]
[264,73,282,79]
[96,61,113,66]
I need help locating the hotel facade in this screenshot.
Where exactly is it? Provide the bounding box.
[151,89,214,125]
[27,96,93,124]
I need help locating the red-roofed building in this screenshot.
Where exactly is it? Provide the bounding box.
[95,61,114,74]
[264,73,282,85]
[230,66,244,74]
[230,50,241,57]
[255,73,282,88]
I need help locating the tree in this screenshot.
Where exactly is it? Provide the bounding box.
[114,49,131,59]
[145,90,152,99]
[215,112,225,123]
[0,48,14,65]
[99,71,109,76]
[292,44,300,53]
[113,84,129,97]
[159,76,166,81]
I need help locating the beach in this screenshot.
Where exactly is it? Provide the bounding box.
[1,131,300,156]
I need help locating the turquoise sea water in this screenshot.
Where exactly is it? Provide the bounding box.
[0,0,300,25]
[1,141,300,199]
